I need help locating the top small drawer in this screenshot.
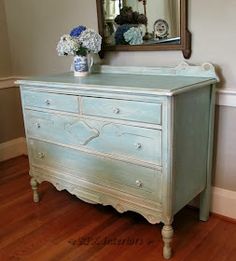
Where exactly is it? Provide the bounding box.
[82,97,162,125]
[21,90,79,113]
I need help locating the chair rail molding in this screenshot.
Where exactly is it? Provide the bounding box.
[0,76,25,89]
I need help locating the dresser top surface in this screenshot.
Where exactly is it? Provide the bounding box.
[17,64,218,96]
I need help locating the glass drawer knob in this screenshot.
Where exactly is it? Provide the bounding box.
[36,123,41,128]
[113,108,120,114]
[136,180,143,188]
[38,152,45,159]
[135,143,142,149]
[45,99,51,105]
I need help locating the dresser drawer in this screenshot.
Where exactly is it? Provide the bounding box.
[29,139,162,202]
[21,90,79,113]
[25,110,162,165]
[82,97,162,125]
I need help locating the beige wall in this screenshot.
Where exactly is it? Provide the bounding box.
[214,106,236,191]
[0,87,25,143]
[0,0,11,76]
[4,0,98,76]
[2,0,236,191]
[0,0,20,144]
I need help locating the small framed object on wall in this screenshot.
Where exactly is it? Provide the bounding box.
[154,19,169,39]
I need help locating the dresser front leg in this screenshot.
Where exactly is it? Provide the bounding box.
[30,178,40,203]
[199,188,211,221]
[161,224,174,259]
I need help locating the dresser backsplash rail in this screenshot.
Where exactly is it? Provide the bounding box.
[93,63,219,80]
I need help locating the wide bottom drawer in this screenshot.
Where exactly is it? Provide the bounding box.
[28,139,162,202]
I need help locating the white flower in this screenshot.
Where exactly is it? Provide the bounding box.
[56,27,102,57]
[56,34,79,56]
[124,27,143,45]
[79,29,102,53]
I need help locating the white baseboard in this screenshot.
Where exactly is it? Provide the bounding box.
[0,137,27,162]
[216,89,236,107]
[212,187,236,219]
[189,187,236,220]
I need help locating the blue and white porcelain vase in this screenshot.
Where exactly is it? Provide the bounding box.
[73,55,93,77]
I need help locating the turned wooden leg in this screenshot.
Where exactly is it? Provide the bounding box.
[30,178,40,203]
[161,224,174,259]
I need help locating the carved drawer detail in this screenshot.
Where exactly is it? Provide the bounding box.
[26,110,162,165]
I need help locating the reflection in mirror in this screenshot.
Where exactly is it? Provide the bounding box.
[97,0,191,58]
[103,0,181,46]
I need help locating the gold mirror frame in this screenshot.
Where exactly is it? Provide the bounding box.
[96,0,191,59]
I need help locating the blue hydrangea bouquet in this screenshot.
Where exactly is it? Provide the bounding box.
[57,25,102,76]
[57,25,102,57]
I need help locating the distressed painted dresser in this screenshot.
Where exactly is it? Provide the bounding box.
[18,63,218,259]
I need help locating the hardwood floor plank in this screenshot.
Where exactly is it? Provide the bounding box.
[0,190,81,249]
[1,199,88,257]
[90,222,162,261]
[24,212,119,260]
[68,217,136,261]
[0,156,29,180]
[0,156,236,261]
[183,220,236,261]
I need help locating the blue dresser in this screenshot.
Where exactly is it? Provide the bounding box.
[18,63,218,259]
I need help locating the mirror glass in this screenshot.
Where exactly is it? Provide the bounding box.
[103,0,181,46]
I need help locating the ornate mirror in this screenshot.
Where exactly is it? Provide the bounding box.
[96,0,191,58]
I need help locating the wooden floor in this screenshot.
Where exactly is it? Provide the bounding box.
[0,156,235,261]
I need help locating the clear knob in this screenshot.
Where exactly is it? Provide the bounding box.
[36,123,41,128]
[45,99,51,105]
[136,180,143,188]
[38,152,45,159]
[135,143,142,149]
[113,108,120,114]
